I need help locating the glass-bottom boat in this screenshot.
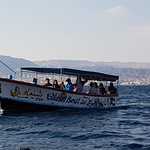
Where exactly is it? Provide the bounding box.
[0,68,119,111]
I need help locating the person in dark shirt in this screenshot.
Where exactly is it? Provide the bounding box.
[53,80,60,89]
[44,78,52,87]
[33,78,38,85]
[108,82,117,95]
[99,83,106,96]
[89,82,99,95]
[9,75,13,80]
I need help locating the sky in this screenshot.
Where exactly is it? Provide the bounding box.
[0,0,150,62]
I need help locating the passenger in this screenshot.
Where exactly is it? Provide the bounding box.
[82,82,90,94]
[59,81,65,90]
[65,78,73,92]
[73,83,78,92]
[76,76,87,93]
[89,82,98,95]
[99,83,106,96]
[94,82,99,95]
[108,82,117,95]
[44,78,52,87]
[53,80,60,89]
[89,82,93,94]
[9,75,13,80]
[33,78,37,85]
[89,82,94,94]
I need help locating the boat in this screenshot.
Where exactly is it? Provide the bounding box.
[0,67,119,111]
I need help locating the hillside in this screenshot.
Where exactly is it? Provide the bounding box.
[35,60,150,69]
[1,56,150,85]
[35,60,150,85]
[0,55,37,77]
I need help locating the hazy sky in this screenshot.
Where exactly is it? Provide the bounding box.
[0,0,150,62]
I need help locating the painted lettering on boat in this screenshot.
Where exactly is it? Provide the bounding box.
[47,92,67,102]
[46,91,113,108]
[10,86,43,100]
[9,85,117,108]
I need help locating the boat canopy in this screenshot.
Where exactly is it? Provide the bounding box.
[21,67,119,81]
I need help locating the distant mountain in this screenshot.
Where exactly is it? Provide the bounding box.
[95,62,150,69]
[1,55,150,85]
[35,60,150,85]
[35,60,150,69]
[0,55,37,77]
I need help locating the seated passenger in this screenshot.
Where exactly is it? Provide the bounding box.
[44,78,52,87]
[99,83,106,96]
[59,81,65,90]
[76,76,87,93]
[53,80,60,89]
[89,82,94,94]
[9,75,13,80]
[33,78,37,85]
[94,82,99,95]
[65,78,73,92]
[89,82,98,95]
[82,82,90,94]
[108,82,117,95]
[73,83,78,92]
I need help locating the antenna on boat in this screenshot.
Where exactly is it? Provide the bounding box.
[0,60,17,79]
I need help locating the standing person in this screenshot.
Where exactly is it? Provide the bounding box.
[65,78,74,92]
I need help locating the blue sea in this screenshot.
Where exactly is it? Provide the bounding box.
[0,86,150,150]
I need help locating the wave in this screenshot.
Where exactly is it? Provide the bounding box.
[122,143,150,150]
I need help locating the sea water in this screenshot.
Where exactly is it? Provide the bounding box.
[0,86,150,150]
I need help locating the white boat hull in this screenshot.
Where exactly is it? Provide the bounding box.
[0,78,118,111]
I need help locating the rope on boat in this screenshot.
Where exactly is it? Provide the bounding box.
[0,60,17,78]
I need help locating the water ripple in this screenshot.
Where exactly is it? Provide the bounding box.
[0,86,150,150]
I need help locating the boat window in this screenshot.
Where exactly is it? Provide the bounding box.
[20,70,118,96]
